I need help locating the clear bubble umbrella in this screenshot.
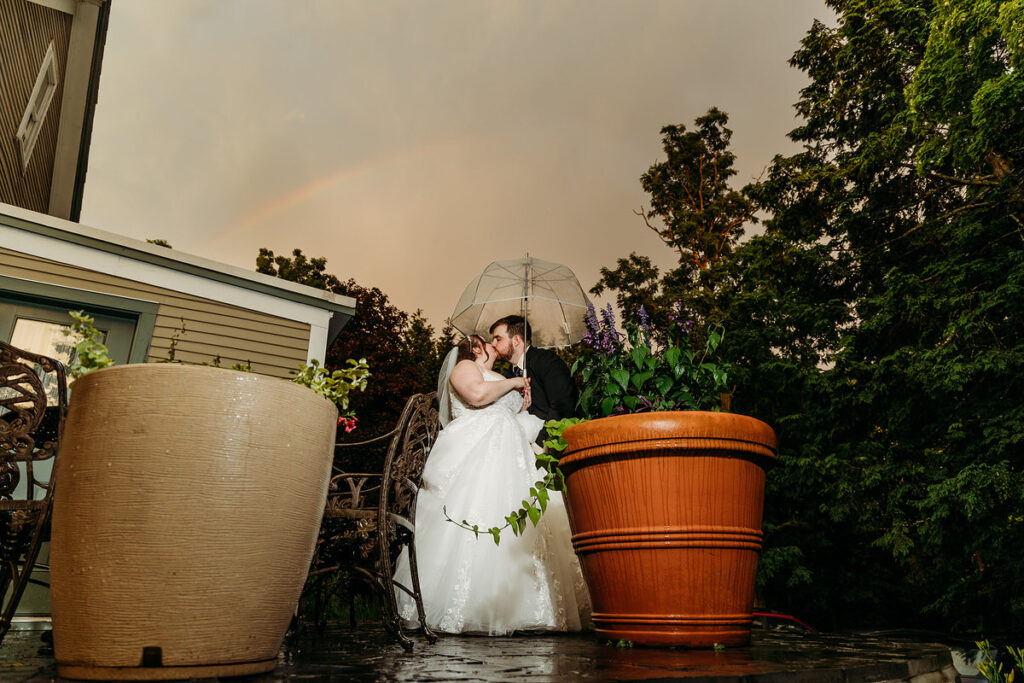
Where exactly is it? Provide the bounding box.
[450,255,591,348]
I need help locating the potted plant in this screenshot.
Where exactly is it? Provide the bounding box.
[551,303,776,647]
[50,313,368,680]
[451,302,776,648]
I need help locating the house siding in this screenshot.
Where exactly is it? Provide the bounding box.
[0,247,312,378]
[0,0,72,212]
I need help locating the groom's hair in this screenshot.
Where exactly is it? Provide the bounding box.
[489,315,531,344]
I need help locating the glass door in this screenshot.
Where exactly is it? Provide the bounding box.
[1,299,139,619]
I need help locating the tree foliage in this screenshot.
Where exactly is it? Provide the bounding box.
[638,108,755,275]
[593,109,757,344]
[599,0,1024,634]
[256,248,452,469]
[734,0,1024,634]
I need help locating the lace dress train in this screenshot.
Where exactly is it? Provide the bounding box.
[393,370,590,635]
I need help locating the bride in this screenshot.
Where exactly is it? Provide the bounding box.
[393,334,590,635]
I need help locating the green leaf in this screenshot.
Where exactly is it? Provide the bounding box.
[601,396,618,416]
[654,374,674,396]
[578,384,595,411]
[536,486,550,512]
[610,368,630,391]
[631,346,647,370]
[630,370,654,390]
[526,504,541,526]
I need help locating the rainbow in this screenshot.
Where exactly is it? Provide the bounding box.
[203,139,461,250]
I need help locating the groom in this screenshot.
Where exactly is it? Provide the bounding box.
[490,315,578,450]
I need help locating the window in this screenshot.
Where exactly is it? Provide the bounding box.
[7,318,88,404]
[15,41,59,170]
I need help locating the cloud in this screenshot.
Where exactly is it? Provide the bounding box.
[81,0,831,327]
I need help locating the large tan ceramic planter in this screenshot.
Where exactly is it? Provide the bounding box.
[51,364,337,680]
[560,411,776,648]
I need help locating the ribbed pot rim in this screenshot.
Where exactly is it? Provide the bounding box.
[560,411,777,469]
[74,363,335,409]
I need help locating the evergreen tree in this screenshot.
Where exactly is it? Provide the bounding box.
[733,0,1024,632]
[598,0,1024,633]
[593,108,757,337]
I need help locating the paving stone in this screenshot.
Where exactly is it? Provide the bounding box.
[0,624,958,682]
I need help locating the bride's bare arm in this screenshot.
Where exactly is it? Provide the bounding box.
[449,360,526,407]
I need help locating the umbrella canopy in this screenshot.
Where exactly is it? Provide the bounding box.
[451,256,590,348]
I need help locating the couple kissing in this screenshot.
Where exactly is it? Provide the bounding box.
[393,314,591,635]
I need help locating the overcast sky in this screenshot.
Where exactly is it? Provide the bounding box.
[80,0,831,329]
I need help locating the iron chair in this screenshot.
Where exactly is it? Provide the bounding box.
[304,392,440,650]
[0,340,68,643]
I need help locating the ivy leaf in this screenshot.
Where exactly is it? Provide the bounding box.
[536,485,550,512]
[526,504,541,526]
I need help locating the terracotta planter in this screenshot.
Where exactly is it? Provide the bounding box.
[50,364,337,680]
[560,411,776,648]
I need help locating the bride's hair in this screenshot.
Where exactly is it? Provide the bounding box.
[455,334,486,363]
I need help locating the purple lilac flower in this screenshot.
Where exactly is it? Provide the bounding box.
[582,301,600,350]
[667,300,680,323]
[598,304,620,354]
[637,305,651,334]
[601,303,616,328]
[667,301,694,334]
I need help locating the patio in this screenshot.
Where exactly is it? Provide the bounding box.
[1,624,960,681]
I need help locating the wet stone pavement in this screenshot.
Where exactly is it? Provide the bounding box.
[0,624,959,682]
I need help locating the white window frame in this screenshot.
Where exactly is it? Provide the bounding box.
[16,42,60,171]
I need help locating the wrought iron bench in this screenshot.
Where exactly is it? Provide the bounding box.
[303,392,440,650]
[0,340,68,643]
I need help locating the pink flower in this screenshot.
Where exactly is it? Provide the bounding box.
[338,416,358,433]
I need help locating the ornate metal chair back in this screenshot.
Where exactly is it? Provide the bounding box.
[377,392,439,553]
[0,339,69,640]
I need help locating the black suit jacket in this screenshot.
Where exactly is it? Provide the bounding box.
[506,346,578,446]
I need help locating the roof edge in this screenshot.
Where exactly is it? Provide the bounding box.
[0,202,357,316]
[69,0,111,222]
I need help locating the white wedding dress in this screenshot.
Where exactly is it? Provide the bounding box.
[393,369,591,635]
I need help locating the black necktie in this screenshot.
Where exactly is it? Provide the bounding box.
[512,366,523,377]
